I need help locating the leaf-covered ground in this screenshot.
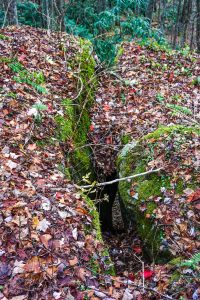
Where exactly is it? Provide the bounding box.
[89,42,200,298]
[0,26,144,300]
[0,26,200,299]
[90,42,200,174]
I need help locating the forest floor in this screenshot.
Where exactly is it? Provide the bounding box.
[89,41,200,175]
[90,40,200,299]
[0,26,200,299]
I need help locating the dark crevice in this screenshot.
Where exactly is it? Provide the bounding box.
[95,172,119,233]
[88,169,152,277]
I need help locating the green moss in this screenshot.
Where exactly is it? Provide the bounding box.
[143,125,200,141]
[0,34,9,40]
[55,98,74,141]
[89,252,115,276]
[55,39,97,182]
[139,177,162,200]
[175,179,184,194]
[83,195,102,241]
[114,46,124,63]
[121,134,132,145]
[83,194,115,275]
[0,57,13,63]
[118,125,199,261]
[72,148,91,178]
[35,137,56,148]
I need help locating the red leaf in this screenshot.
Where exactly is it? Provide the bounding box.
[132,246,142,254]
[18,54,27,63]
[89,124,94,131]
[140,269,154,279]
[168,71,174,82]
[24,256,41,273]
[161,53,166,60]
[128,273,135,281]
[194,203,200,210]
[187,189,200,203]
[36,178,46,186]
[103,105,110,111]
[47,103,53,111]
[105,136,112,144]
[55,192,63,200]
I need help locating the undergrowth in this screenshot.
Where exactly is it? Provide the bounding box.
[9,61,47,94]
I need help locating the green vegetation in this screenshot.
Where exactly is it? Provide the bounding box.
[55,40,96,182]
[179,252,200,270]
[118,142,169,260]
[83,194,102,241]
[0,34,9,40]
[143,125,200,140]
[118,125,200,261]
[192,76,200,86]
[32,103,48,123]
[55,98,74,141]
[121,134,132,145]
[83,194,115,275]
[9,61,47,94]
[0,57,14,63]
[65,2,166,65]
[0,1,167,65]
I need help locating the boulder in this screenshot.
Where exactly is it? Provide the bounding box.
[117,125,200,262]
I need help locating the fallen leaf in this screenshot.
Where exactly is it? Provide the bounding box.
[36,219,51,232]
[140,269,154,279]
[24,256,41,273]
[40,234,52,248]
[27,143,37,151]
[6,160,17,169]
[69,257,78,266]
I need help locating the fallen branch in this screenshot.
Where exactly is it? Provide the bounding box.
[78,168,162,189]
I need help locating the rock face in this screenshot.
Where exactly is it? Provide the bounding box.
[117,125,200,262]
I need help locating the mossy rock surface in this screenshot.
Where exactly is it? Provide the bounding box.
[55,39,97,182]
[117,125,200,262]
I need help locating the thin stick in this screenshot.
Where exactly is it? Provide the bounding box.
[130,283,174,300]
[78,168,162,189]
[132,252,145,292]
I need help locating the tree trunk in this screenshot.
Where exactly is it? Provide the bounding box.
[197,0,200,52]
[41,0,65,31]
[180,0,192,46]
[173,0,182,48]
[2,0,18,26]
[146,0,155,24]
[159,0,166,32]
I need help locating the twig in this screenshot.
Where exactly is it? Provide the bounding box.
[72,71,84,101]
[78,168,162,189]
[129,283,174,300]
[70,143,120,152]
[131,252,145,292]
[110,277,174,300]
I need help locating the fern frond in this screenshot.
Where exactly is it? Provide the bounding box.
[179,252,200,269]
